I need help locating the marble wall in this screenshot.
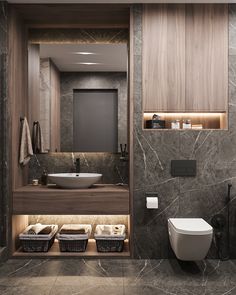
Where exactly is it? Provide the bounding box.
[40,58,51,150]
[0,1,8,258]
[29,28,129,44]
[132,4,236,259]
[29,152,128,185]
[60,72,128,152]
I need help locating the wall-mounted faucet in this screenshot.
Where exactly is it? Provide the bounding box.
[120,144,128,162]
[74,158,80,173]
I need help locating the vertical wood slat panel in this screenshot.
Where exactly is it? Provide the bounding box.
[142,4,228,113]
[28,44,40,128]
[185,4,228,111]
[142,4,186,112]
[50,61,61,152]
[8,7,29,189]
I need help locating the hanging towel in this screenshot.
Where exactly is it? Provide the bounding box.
[19,117,33,166]
[32,121,45,154]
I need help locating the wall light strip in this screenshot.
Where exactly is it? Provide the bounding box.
[144,112,225,118]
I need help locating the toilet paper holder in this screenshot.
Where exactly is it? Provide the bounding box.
[145,192,158,209]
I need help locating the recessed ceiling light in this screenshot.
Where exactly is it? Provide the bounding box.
[72,52,95,55]
[76,62,102,65]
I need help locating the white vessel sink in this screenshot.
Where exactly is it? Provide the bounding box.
[48,173,102,189]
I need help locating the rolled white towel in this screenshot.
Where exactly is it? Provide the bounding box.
[27,223,47,235]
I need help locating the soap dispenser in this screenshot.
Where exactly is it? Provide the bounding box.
[41,169,48,186]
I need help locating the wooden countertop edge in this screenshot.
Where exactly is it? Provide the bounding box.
[13,184,129,193]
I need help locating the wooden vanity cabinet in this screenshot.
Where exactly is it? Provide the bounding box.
[142,4,228,113]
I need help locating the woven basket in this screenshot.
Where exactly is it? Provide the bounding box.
[58,239,88,252]
[96,239,124,252]
[21,236,55,252]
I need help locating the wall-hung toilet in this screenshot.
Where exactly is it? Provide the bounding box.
[168,218,213,261]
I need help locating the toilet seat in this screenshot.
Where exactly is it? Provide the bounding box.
[168,218,213,235]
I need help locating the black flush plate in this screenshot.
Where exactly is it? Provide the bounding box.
[171,160,196,177]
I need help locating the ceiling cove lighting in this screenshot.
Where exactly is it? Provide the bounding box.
[72,52,95,55]
[76,62,102,65]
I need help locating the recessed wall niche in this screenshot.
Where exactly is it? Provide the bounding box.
[13,215,130,257]
[143,112,228,130]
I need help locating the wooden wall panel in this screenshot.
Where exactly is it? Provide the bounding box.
[185,4,228,111]
[50,60,61,152]
[8,7,29,189]
[143,4,186,112]
[28,44,40,128]
[11,215,28,252]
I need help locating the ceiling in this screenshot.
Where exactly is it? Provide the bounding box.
[40,44,128,72]
[7,0,236,3]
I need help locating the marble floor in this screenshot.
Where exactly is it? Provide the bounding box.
[0,258,235,294]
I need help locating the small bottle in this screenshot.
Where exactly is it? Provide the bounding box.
[41,169,48,186]
[183,119,192,129]
[171,120,180,129]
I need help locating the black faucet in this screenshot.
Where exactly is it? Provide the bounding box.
[75,158,80,173]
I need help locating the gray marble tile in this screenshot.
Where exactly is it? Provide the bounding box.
[0,285,51,295]
[0,259,236,295]
[60,72,128,152]
[29,152,128,185]
[29,28,129,44]
[0,259,60,287]
[0,1,9,260]
[54,259,124,294]
[229,5,236,56]
[49,285,123,295]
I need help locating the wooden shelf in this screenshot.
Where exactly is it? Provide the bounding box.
[13,239,130,258]
[13,184,129,215]
[143,112,228,130]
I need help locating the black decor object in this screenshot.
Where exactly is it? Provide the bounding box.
[146,120,165,129]
[171,160,196,177]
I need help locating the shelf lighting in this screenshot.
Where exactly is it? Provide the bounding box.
[144,112,225,119]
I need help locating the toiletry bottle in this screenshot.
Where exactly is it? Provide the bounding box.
[41,169,48,186]
[183,119,192,129]
[171,120,180,129]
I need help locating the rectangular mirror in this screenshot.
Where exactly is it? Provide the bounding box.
[28,38,128,153]
[73,89,118,152]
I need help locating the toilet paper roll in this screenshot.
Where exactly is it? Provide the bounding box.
[146,197,158,209]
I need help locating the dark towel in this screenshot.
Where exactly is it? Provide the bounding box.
[38,226,52,235]
[32,121,45,154]
[59,229,86,235]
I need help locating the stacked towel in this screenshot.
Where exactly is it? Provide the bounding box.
[57,224,92,240]
[59,224,90,235]
[19,117,33,166]
[60,228,86,235]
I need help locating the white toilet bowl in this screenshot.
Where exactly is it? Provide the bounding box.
[168,218,213,261]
